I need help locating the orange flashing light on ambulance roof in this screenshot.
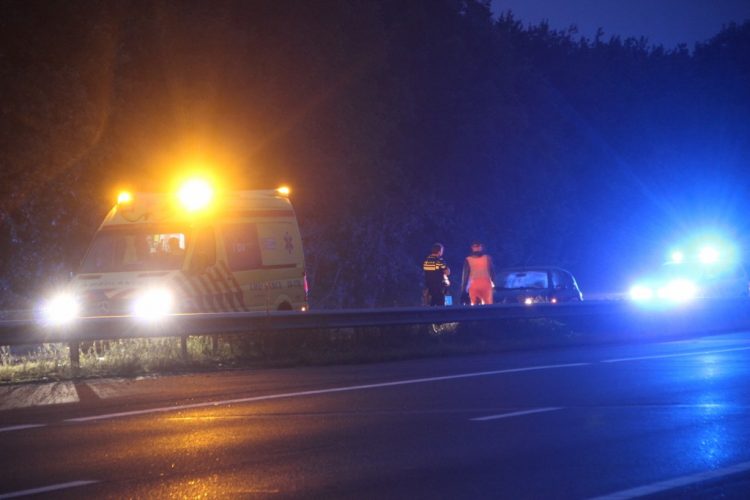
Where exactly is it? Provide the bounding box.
[177,179,214,212]
[117,191,133,205]
[277,186,291,196]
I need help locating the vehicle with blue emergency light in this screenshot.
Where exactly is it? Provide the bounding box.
[39,180,308,326]
[629,242,749,304]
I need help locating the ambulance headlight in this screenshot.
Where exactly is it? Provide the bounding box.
[657,279,698,302]
[629,284,654,301]
[132,288,175,321]
[41,293,80,326]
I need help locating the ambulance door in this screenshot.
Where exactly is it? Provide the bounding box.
[255,220,306,308]
[177,226,223,312]
[220,221,305,310]
[219,222,267,310]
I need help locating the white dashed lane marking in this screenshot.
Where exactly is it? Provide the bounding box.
[67,363,591,423]
[0,424,46,433]
[0,480,98,499]
[601,346,750,363]
[470,407,563,422]
[589,460,750,499]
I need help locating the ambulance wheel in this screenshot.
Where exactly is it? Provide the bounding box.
[277,302,293,311]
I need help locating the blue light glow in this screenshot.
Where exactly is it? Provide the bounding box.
[671,250,685,264]
[629,284,654,301]
[699,246,720,264]
[657,278,698,302]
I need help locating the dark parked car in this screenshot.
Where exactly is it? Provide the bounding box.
[494,267,583,305]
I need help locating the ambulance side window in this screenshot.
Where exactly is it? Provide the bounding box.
[223,224,262,271]
[190,227,216,274]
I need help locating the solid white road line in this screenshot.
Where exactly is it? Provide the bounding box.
[0,424,46,433]
[589,460,750,499]
[20,341,750,427]
[66,363,590,423]
[0,480,98,499]
[470,407,563,422]
[601,346,750,364]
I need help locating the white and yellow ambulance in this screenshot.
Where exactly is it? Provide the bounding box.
[41,181,307,323]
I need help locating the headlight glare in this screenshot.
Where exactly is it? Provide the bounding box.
[132,288,175,321]
[41,293,80,326]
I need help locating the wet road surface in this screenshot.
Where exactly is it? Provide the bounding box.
[3,331,750,498]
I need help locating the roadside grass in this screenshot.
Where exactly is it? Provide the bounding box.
[0,338,223,383]
[0,319,586,383]
[0,344,69,383]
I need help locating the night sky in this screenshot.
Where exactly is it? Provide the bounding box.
[491,0,750,48]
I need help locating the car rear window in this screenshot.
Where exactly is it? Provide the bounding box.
[498,271,548,289]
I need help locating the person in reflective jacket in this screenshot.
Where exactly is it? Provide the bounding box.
[461,241,495,305]
[423,243,451,306]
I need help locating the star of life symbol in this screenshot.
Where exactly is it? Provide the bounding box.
[284,232,294,254]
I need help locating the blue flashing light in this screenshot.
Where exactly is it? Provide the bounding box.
[629,284,654,301]
[657,278,698,302]
[699,246,720,264]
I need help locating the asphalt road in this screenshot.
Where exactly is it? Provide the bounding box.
[3,331,750,498]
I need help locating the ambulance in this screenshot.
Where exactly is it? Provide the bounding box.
[40,181,307,324]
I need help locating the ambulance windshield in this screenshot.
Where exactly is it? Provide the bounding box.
[79,228,188,273]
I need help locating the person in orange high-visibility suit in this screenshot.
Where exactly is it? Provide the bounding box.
[461,241,496,305]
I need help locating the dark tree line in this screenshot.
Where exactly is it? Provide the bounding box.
[1,0,749,308]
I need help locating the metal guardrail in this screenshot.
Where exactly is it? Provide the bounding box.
[2,299,750,371]
[1,299,750,346]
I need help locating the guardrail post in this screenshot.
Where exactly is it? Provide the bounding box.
[180,335,189,361]
[68,340,80,377]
